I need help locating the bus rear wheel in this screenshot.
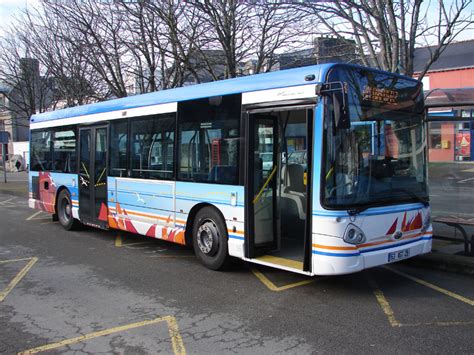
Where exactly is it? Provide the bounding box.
[192,207,231,270]
[57,190,79,231]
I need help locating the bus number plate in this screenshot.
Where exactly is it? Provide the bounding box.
[388,249,410,262]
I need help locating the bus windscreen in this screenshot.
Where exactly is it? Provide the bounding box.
[322,67,429,212]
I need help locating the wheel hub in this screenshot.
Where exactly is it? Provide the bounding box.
[196,220,219,256]
[60,198,71,223]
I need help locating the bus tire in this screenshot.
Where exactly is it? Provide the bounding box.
[192,207,231,271]
[57,189,79,231]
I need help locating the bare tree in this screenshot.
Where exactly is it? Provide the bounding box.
[0,31,52,125]
[186,0,255,79]
[120,0,205,90]
[303,0,473,78]
[250,3,316,74]
[19,6,107,107]
[42,0,130,98]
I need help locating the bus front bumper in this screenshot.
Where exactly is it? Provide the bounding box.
[312,233,432,276]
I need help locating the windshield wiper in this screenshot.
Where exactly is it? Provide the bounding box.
[347,201,383,216]
[389,188,429,207]
[347,189,429,216]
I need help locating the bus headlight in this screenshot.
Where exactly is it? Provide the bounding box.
[344,224,366,245]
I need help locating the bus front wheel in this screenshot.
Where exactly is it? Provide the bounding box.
[57,190,79,231]
[192,207,230,270]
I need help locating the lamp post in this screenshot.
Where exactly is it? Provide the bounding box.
[0,131,10,183]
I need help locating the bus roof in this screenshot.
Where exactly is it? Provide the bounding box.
[30,63,418,124]
[31,63,337,124]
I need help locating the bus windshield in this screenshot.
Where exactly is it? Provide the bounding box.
[323,67,429,211]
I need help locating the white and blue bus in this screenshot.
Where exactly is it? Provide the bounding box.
[28,64,432,275]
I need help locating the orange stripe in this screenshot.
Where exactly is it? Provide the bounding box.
[313,231,432,251]
[229,229,245,235]
[108,207,187,224]
[358,231,432,249]
[108,206,245,235]
[312,244,357,251]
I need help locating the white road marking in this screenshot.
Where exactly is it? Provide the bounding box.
[26,210,44,221]
[458,177,474,184]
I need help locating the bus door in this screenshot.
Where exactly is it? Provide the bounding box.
[247,114,279,254]
[246,107,313,272]
[79,125,108,228]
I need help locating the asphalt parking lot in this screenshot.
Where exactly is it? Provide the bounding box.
[1,192,473,354]
[428,163,474,219]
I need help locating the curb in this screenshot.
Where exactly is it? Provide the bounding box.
[403,252,474,275]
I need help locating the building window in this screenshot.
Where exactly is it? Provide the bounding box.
[178,94,241,184]
[428,122,442,149]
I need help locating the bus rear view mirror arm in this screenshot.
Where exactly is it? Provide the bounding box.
[317,81,350,130]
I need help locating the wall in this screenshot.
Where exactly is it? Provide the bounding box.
[428,123,455,161]
[424,68,474,89]
[13,141,29,165]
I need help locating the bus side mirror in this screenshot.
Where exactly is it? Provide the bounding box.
[333,91,350,130]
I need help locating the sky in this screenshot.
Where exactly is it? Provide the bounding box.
[0,0,472,42]
[0,0,40,35]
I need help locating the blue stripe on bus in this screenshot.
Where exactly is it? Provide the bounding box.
[229,235,245,241]
[312,250,360,257]
[175,196,244,207]
[312,203,426,217]
[107,190,244,207]
[312,236,432,257]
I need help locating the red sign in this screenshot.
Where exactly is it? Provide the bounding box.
[456,132,471,158]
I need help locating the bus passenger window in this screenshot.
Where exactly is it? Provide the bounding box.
[177,94,241,185]
[130,114,175,180]
[31,130,52,171]
[52,127,76,173]
[109,120,128,177]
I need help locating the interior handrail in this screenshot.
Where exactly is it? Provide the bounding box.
[253,165,277,205]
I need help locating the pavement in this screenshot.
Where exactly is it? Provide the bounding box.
[0,191,473,353]
[0,170,29,197]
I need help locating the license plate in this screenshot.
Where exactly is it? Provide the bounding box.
[388,248,410,262]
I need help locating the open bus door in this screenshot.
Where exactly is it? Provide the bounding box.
[245,107,313,272]
[78,125,108,228]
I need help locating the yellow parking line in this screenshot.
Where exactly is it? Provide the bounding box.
[115,234,151,248]
[367,276,400,327]
[385,267,474,306]
[123,242,153,249]
[148,255,195,258]
[399,320,474,327]
[115,234,123,247]
[166,315,187,355]
[251,268,314,292]
[0,257,38,302]
[0,257,33,264]
[18,315,186,355]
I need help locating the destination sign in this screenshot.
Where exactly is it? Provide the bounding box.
[362,86,398,104]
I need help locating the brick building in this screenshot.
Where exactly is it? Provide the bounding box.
[414,40,474,162]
